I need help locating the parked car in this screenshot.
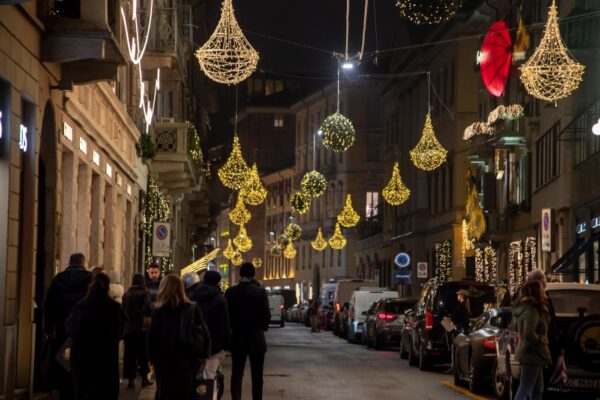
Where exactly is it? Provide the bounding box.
[319,304,333,331]
[495,282,600,399]
[332,279,377,336]
[401,278,499,371]
[347,289,398,343]
[286,304,301,322]
[271,289,297,310]
[268,293,285,327]
[364,298,417,349]
[452,307,512,394]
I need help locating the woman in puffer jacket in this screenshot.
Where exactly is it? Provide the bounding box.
[513,280,552,400]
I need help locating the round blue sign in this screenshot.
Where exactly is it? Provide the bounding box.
[156,224,168,240]
[395,252,411,268]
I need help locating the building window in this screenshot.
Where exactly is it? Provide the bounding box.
[535,122,560,189]
[366,192,379,218]
[274,114,284,128]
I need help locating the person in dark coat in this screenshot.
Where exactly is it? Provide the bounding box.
[145,262,162,308]
[122,273,152,389]
[147,274,210,400]
[44,253,92,400]
[451,289,472,333]
[66,273,126,400]
[189,271,231,382]
[225,262,271,400]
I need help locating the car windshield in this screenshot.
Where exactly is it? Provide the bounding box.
[548,290,600,317]
[434,285,497,317]
[385,302,415,314]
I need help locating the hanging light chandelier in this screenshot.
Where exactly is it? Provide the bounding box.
[229,196,251,226]
[231,251,243,266]
[223,239,236,260]
[195,0,259,85]
[239,163,267,205]
[328,223,347,250]
[519,0,584,102]
[395,0,462,25]
[218,136,250,190]
[337,194,360,228]
[311,228,328,251]
[283,243,297,259]
[382,162,411,206]
[410,111,447,171]
[233,225,252,253]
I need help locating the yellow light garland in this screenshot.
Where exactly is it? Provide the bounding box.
[337,194,360,228]
[290,191,311,215]
[311,228,328,251]
[195,0,259,85]
[301,170,327,198]
[321,113,356,152]
[223,239,236,260]
[229,196,251,226]
[519,0,584,102]
[231,251,243,266]
[239,163,267,206]
[434,240,452,282]
[484,246,497,283]
[285,223,302,241]
[395,0,462,25]
[475,248,484,282]
[410,112,447,171]
[283,243,297,259]
[252,257,262,268]
[328,223,347,250]
[233,225,252,253]
[382,162,410,206]
[218,136,250,190]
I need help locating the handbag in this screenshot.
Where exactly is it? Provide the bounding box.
[180,303,210,359]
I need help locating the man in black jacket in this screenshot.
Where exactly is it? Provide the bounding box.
[225,263,270,400]
[44,253,92,400]
[189,270,230,397]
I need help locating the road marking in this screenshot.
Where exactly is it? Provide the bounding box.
[441,380,489,400]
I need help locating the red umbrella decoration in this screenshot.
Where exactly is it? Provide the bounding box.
[479,21,512,97]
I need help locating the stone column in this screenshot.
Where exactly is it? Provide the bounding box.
[60,151,78,269]
[104,183,114,270]
[90,172,105,268]
[76,162,91,258]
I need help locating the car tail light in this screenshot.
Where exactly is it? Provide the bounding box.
[425,311,433,330]
[378,313,395,320]
[280,304,284,310]
[483,337,497,350]
[335,302,341,312]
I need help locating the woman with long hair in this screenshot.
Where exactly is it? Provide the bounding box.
[66,272,126,400]
[514,280,551,400]
[123,273,152,389]
[147,274,210,400]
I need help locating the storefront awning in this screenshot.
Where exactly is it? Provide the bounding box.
[551,232,600,273]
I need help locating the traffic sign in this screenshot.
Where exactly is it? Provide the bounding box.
[152,222,171,257]
[417,262,428,279]
[395,252,411,268]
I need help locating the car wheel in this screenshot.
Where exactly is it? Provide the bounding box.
[408,338,418,366]
[399,336,408,359]
[493,359,509,400]
[468,357,485,394]
[280,319,285,328]
[419,345,431,371]
[453,347,462,386]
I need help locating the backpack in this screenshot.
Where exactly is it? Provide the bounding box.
[180,302,211,359]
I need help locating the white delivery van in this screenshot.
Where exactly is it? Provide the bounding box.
[332,279,377,336]
[268,293,285,327]
[347,289,398,342]
[320,283,337,306]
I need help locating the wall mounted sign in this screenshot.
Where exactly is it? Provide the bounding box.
[417,262,428,279]
[92,150,100,166]
[63,122,73,141]
[105,163,113,178]
[576,222,587,234]
[19,124,27,152]
[79,137,87,154]
[126,183,132,196]
[592,217,600,229]
[394,252,411,268]
[541,208,554,252]
[152,222,171,257]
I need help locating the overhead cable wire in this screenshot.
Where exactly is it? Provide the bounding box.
[359,0,369,60]
[243,29,334,55]
[345,0,350,59]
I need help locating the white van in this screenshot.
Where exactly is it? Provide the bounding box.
[332,279,378,336]
[268,293,285,327]
[320,283,337,306]
[347,289,398,342]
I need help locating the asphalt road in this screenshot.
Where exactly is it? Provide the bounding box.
[121,323,490,400]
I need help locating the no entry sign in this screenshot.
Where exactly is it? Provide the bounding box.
[152,222,171,257]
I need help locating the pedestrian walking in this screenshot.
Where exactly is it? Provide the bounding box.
[183,271,201,297]
[108,270,125,304]
[44,253,92,400]
[308,299,319,332]
[147,274,210,400]
[66,272,126,400]
[451,289,471,333]
[225,262,270,400]
[146,262,162,308]
[513,280,551,400]
[189,270,231,400]
[122,273,152,389]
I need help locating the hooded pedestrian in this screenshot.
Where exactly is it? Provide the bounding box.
[66,272,126,400]
[513,280,551,400]
[44,253,92,400]
[225,262,270,400]
[122,273,152,389]
[146,262,162,308]
[189,270,231,399]
[183,271,201,297]
[147,274,210,400]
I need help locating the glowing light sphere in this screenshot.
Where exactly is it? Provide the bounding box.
[277,234,291,248]
[382,162,411,206]
[283,243,297,259]
[223,239,236,260]
[593,122,600,136]
[252,257,262,268]
[301,170,327,198]
[233,225,252,253]
[218,136,250,190]
[337,194,360,228]
[396,0,462,25]
[409,112,447,171]
[328,223,347,250]
[240,163,267,205]
[320,113,356,152]
[229,196,251,226]
[291,192,311,215]
[270,244,283,257]
[285,223,302,241]
[311,228,328,251]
